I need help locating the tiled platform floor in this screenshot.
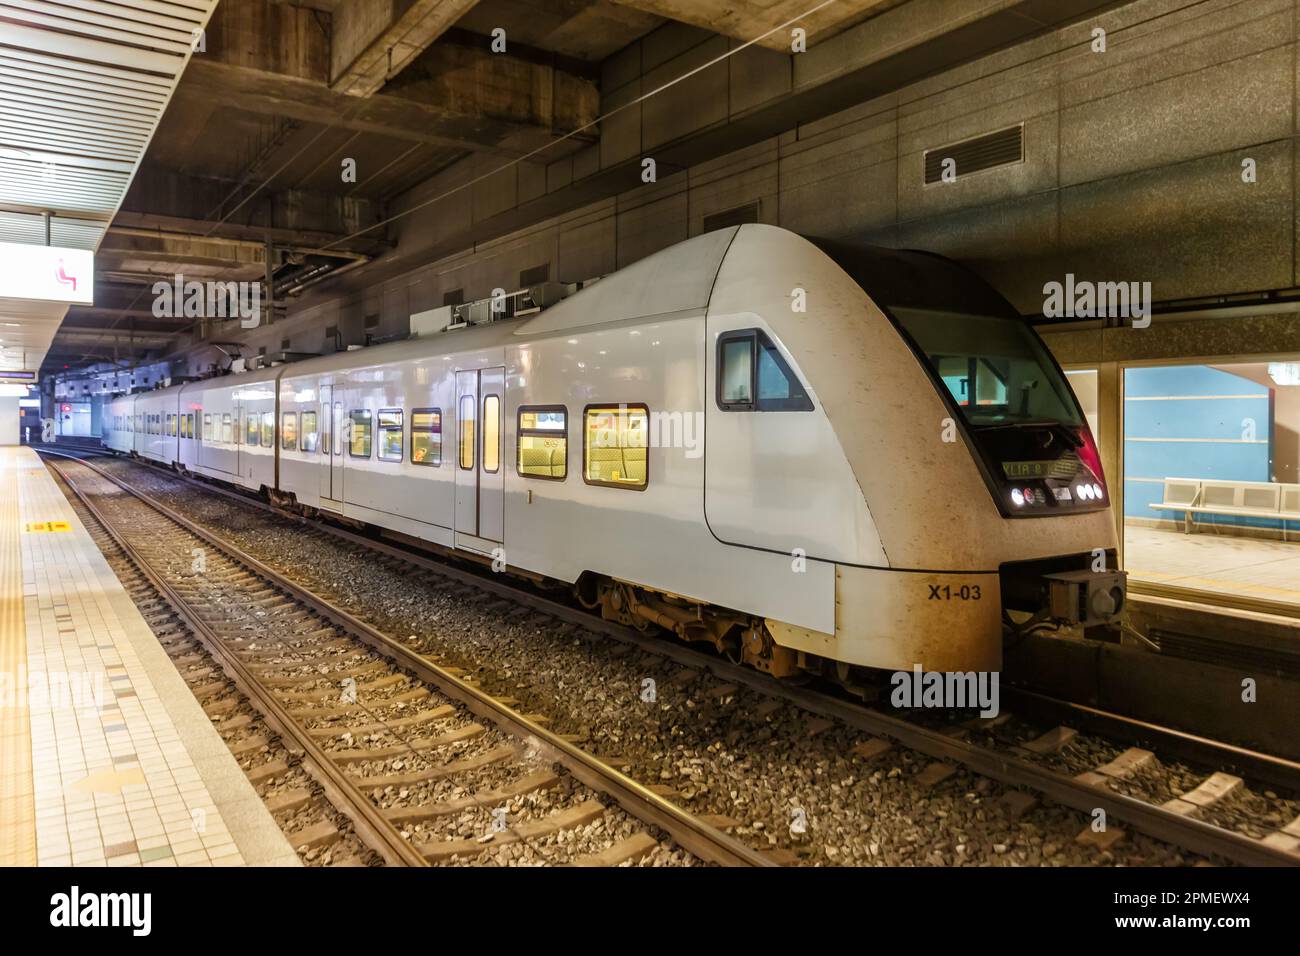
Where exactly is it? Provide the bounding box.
[0,446,298,867]
[1126,524,1300,609]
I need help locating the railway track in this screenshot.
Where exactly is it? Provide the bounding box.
[45,452,768,867]
[44,448,1300,866]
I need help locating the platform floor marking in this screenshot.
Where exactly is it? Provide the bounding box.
[0,450,36,865]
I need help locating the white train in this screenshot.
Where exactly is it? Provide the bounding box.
[104,225,1124,680]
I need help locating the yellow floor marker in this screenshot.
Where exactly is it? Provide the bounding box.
[0,451,36,865]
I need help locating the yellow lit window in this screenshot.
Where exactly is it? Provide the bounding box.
[458,394,475,469]
[350,409,372,458]
[281,412,298,450]
[245,413,259,446]
[261,411,274,447]
[301,411,319,453]
[482,395,500,473]
[378,409,403,462]
[584,405,648,489]
[517,407,566,480]
[411,408,441,466]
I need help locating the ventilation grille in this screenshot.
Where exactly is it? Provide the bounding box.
[924,125,1024,184]
[519,264,550,287]
[703,201,760,233]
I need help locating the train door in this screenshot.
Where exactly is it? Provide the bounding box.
[234,401,242,476]
[319,384,336,503]
[453,367,505,550]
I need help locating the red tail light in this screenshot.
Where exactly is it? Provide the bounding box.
[1077,423,1106,490]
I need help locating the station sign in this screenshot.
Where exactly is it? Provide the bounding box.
[0,369,37,384]
[0,241,93,304]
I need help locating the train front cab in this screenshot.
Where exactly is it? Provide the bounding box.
[708,226,1126,675]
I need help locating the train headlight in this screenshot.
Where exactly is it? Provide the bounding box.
[1076,483,1092,501]
[1011,488,1025,507]
[1092,483,1104,499]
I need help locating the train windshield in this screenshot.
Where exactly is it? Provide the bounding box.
[811,238,1084,428]
[891,307,1082,427]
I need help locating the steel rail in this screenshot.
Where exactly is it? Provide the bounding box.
[44,451,771,868]
[48,457,429,867]
[45,449,1300,865]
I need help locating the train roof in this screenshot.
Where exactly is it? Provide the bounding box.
[276,225,742,380]
[113,226,1009,398]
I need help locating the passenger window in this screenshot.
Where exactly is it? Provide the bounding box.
[245,414,259,446]
[717,329,813,412]
[720,338,753,404]
[378,409,403,462]
[282,412,298,451]
[517,407,566,480]
[411,408,441,466]
[458,394,475,469]
[349,409,372,458]
[584,405,648,490]
[222,414,233,443]
[482,395,500,473]
[301,411,319,453]
[261,411,274,447]
[203,414,211,441]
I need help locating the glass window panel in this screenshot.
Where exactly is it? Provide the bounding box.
[412,408,441,466]
[281,412,298,450]
[518,406,566,480]
[349,410,372,458]
[378,409,403,462]
[458,394,475,469]
[721,338,753,404]
[482,396,500,473]
[584,405,648,489]
[302,411,319,453]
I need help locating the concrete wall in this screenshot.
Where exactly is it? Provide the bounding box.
[179,0,1298,376]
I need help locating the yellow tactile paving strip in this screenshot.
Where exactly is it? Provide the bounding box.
[1,447,298,867]
[0,448,37,865]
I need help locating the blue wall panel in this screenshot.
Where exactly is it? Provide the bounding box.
[1124,366,1272,522]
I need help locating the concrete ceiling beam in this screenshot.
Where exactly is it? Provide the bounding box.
[331,0,483,97]
[197,0,597,156]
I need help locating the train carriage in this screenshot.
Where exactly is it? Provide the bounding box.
[98,225,1125,677]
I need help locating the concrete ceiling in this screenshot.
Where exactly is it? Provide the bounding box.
[0,0,220,375]
[41,0,1126,375]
